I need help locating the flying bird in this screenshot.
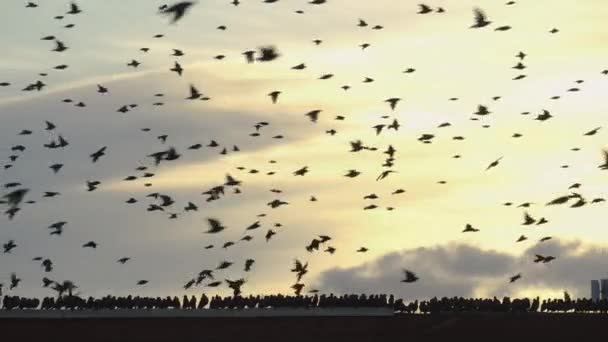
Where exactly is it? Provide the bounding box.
[485,157,503,171]
[462,224,479,232]
[268,91,281,104]
[471,8,491,28]
[90,146,107,163]
[67,2,82,15]
[385,98,401,111]
[401,269,419,283]
[160,1,197,24]
[509,274,522,283]
[205,218,226,233]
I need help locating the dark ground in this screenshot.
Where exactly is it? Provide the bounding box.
[1,313,606,342]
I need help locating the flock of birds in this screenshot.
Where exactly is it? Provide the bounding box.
[1,1,607,298]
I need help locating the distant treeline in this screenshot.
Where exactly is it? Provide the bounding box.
[2,294,608,313]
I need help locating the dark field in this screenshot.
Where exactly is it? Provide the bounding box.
[1,313,607,342]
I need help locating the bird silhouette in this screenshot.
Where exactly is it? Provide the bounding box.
[268,91,281,104]
[186,84,202,99]
[3,240,17,253]
[509,273,522,283]
[257,46,280,62]
[418,4,433,14]
[471,8,491,28]
[401,269,419,283]
[82,241,98,248]
[2,188,29,208]
[244,259,255,272]
[117,257,130,264]
[90,146,107,163]
[52,40,68,52]
[205,218,225,233]
[522,212,536,225]
[462,224,479,232]
[485,157,503,170]
[385,98,401,111]
[160,1,196,24]
[67,2,82,15]
[170,61,183,76]
[345,169,361,178]
[291,259,308,281]
[599,150,608,170]
[10,273,20,290]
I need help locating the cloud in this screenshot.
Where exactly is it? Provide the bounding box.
[313,239,608,300]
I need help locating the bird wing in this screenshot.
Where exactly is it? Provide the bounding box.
[474,8,486,23]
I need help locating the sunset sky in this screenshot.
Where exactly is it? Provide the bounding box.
[1,0,608,300]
